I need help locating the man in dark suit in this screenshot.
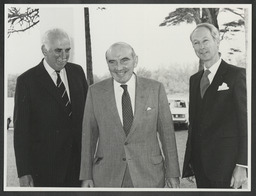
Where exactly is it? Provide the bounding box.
[182,23,247,188]
[13,28,88,187]
[79,42,180,188]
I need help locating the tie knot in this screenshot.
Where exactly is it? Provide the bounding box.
[204,69,211,77]
[120,84,128,92]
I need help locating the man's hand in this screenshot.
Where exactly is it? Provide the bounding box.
[81,180,94,187]
[19,175,34,187]
[166,177,180,188]
[186,176,195,183]
[230,165,247,189]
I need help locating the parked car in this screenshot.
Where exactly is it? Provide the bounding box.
[168,97,189,129]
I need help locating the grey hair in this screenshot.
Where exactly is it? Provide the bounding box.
[105,42,136,60]
[41,28,70,50]
[190,23,220,43]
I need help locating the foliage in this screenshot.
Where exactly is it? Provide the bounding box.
[8,74,19,97]
[136,67,152,78]
[137,63,198,96]
[159,8,201,27]
[7,7,40,38]
[160,8,219,29]
[93,63,198,96]
[93,73,111,84]
[160,8,245,38]
[160,7,246,70]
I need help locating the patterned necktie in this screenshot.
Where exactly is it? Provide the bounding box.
[200,69,211,98]
[56,71,72,118]
[120,84,133,136]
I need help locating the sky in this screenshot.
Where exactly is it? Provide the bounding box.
[5,4,250,77]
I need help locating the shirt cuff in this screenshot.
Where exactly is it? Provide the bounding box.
[236,164,248,168]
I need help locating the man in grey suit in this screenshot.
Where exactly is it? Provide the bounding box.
[79,42,180,188]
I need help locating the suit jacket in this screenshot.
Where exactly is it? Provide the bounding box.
[182,60,247,181]
[14,59,88,184]
[79,76,180,187]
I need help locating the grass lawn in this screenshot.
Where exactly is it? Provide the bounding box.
[6,128,196,188]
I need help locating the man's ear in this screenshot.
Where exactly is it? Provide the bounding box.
[41,45,48,56]
[134,55,138,68]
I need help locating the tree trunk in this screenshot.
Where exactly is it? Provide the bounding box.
[84,7,94,85]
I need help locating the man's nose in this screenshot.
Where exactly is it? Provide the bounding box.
[116,61,124,70]
[199,43,205,49]
[60,50,69,58]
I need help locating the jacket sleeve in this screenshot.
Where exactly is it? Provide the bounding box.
[157,83,180,178]
[234,69,247,165]
[79,87,99,181]
[13,76,32,177]
[182,76,195,178]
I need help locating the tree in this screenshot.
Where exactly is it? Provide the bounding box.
[160,8,246,70]
[7,7,39,38]
[84,7,106,85]
[160,8,219,29]
[84,7,94,85]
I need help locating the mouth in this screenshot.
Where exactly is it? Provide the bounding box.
[200,51,208,55]
[57,59,67,64]
[115,70,127,77]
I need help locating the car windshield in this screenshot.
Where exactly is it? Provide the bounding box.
[170,100,186,108]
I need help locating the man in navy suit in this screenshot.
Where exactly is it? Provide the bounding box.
[14,28,88,187]
[182,23,247,188]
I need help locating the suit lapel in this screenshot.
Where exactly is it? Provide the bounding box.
[190,71,203,124]
[65,64,78,119]
[126,76,150,140]
[204,60,228,107]
[35,60,71,117]
[102,78,126,137]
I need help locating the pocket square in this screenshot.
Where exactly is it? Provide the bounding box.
[146,107,152,111]
[218,82,229,91]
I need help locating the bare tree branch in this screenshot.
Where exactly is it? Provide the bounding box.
[224,8,244,19]
[8,20,39,38]
[7,7,39,38]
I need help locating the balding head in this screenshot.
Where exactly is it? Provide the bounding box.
[106,42,138,84]
[105,42,136,60]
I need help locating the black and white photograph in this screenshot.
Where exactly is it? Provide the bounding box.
[1,1,254,195]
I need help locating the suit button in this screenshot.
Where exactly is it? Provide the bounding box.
[124,142,128,145]
[123,158,126,161]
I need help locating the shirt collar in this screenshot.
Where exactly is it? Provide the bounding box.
[204,57,222,75]
[113,73,136,88]
[43,59,58,76]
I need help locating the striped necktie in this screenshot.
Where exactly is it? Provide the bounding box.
[120,84,133,136]
[56,71,72,118]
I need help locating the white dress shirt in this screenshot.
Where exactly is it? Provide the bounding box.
[43,59,71,100]
[113,74,136,125]
[203,57,221,84]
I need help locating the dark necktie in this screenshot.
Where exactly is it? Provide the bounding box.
[56,71,72,118]
[120,84,133,136]
[200,69,211,98]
